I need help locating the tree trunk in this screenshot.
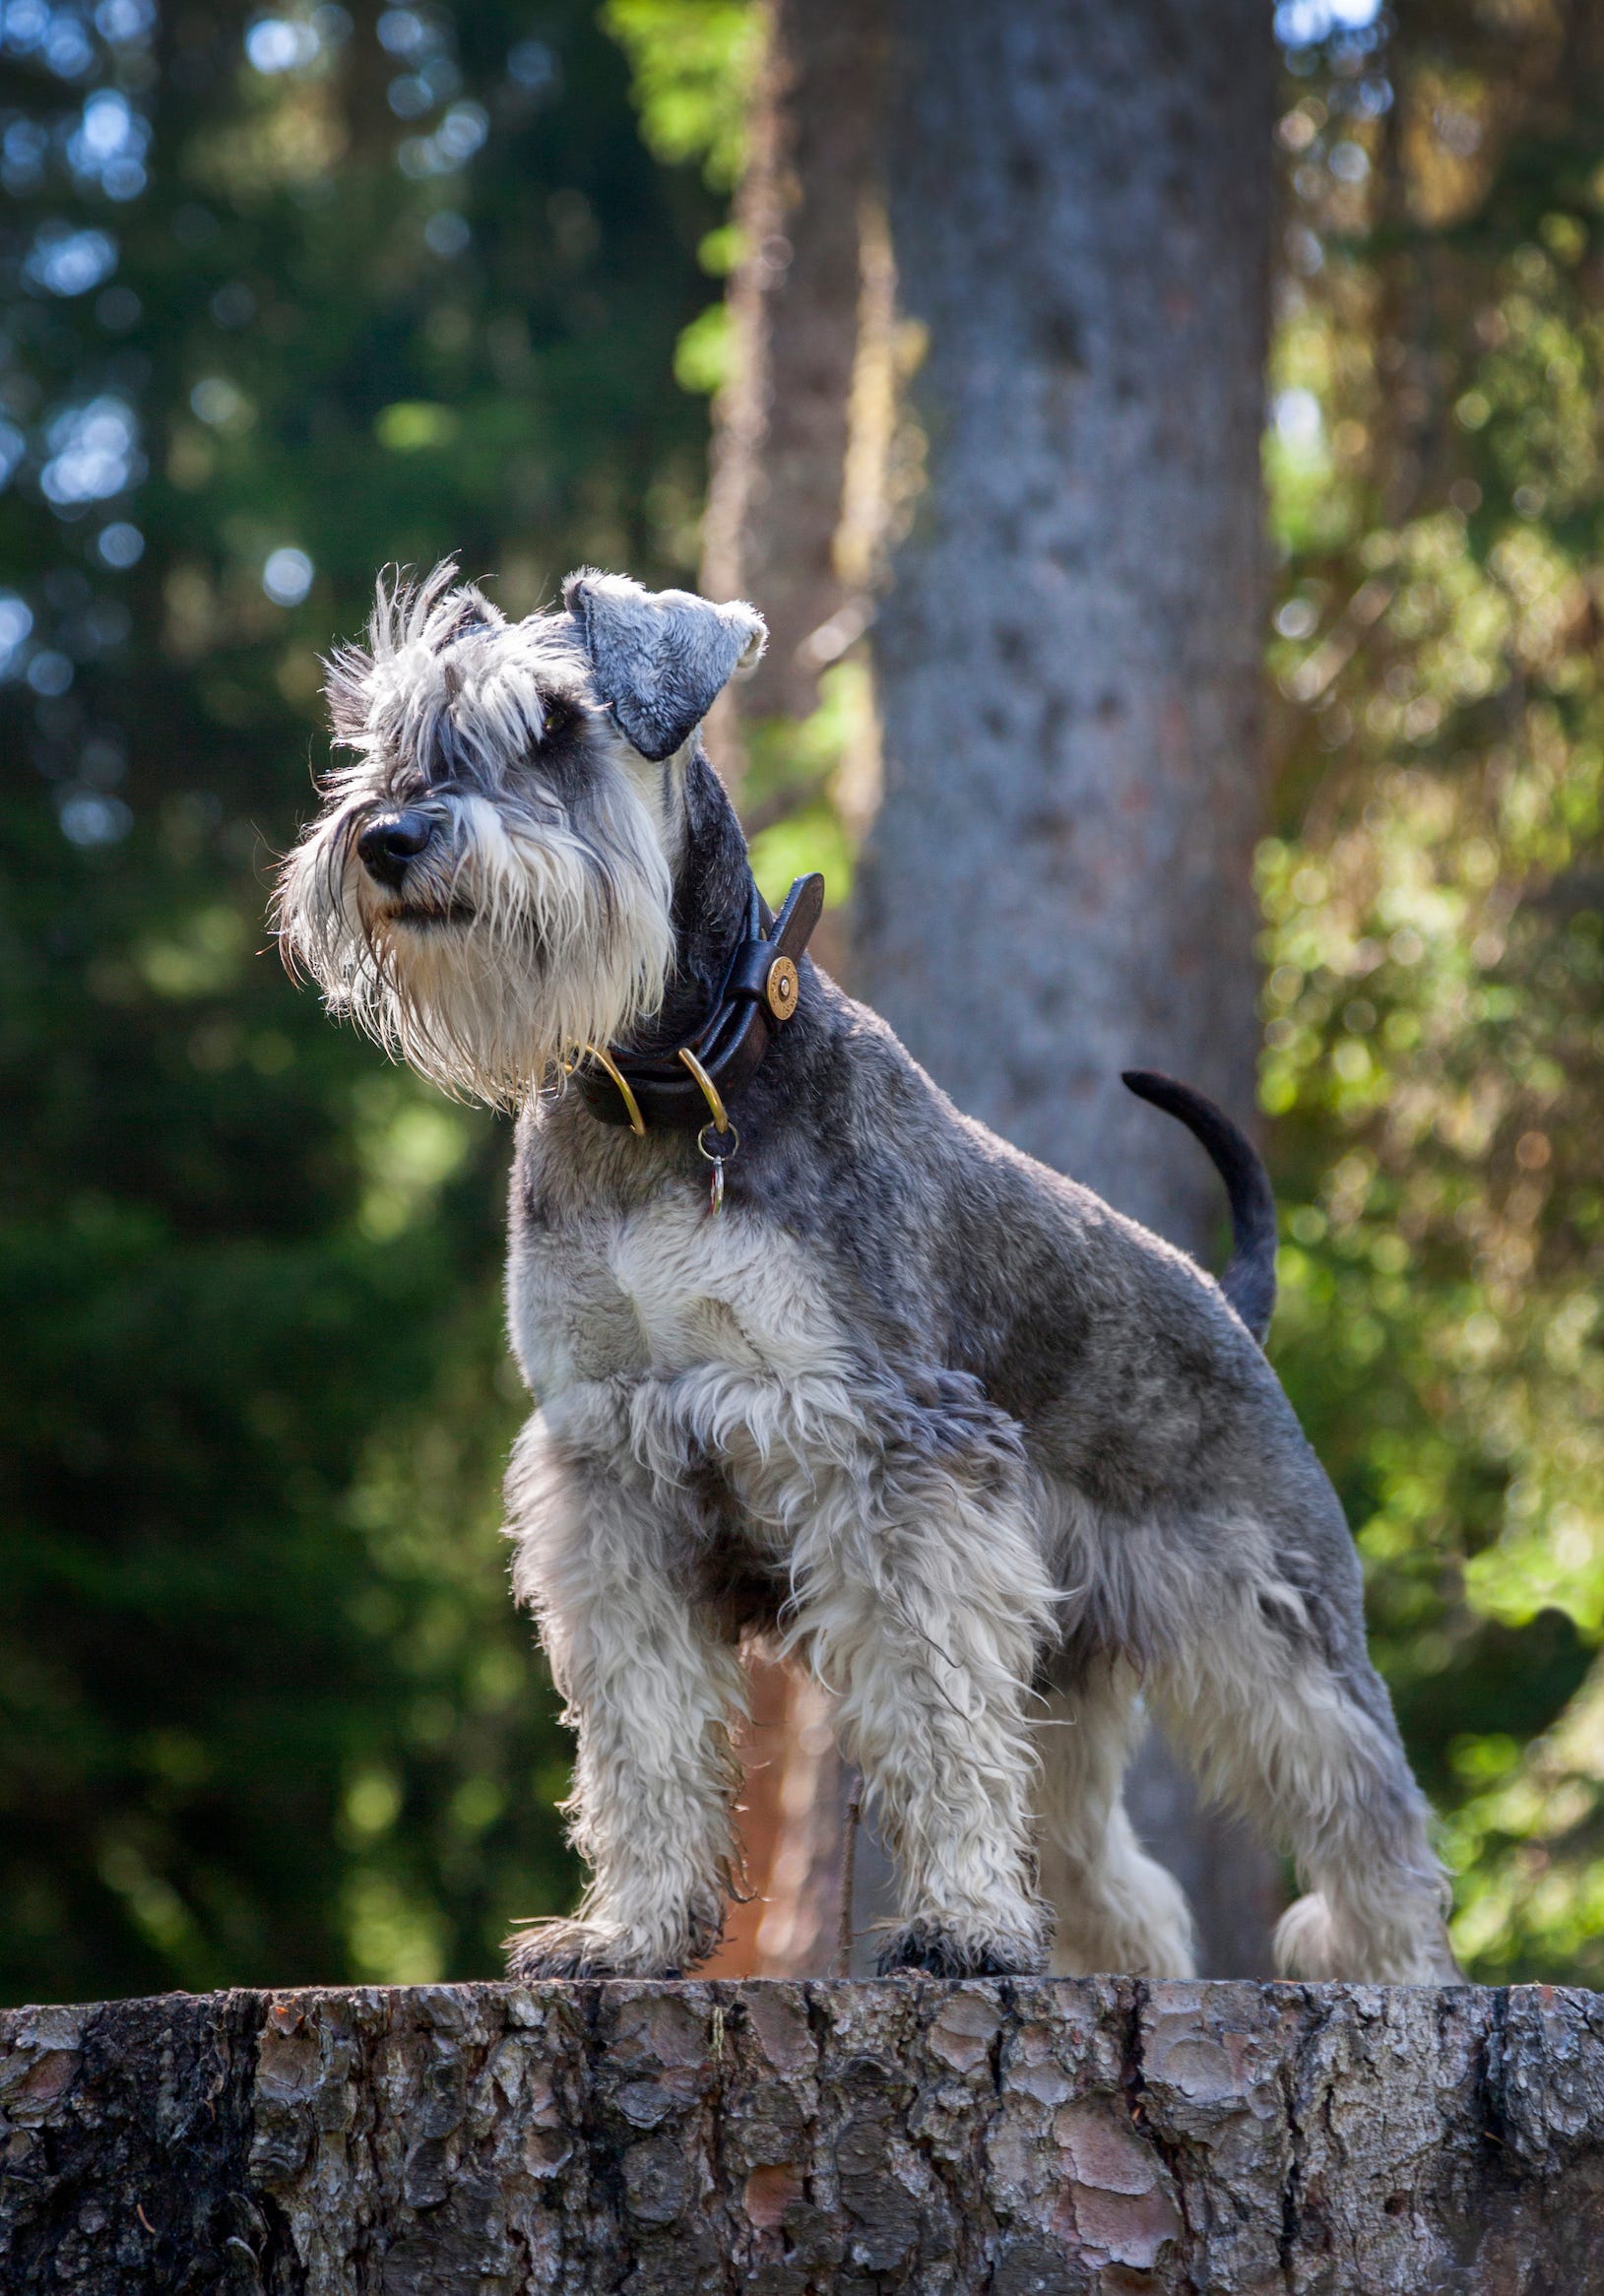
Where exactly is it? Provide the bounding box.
[700,0,888,741]
[853,0,1279,1974]
[6,1979,1604,2291]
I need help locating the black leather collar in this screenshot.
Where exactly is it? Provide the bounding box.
[574,871,825,1133]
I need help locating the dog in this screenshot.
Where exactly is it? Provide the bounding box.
[275,561,1457,1984]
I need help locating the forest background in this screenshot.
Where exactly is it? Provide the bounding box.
[6,0,1604,2007]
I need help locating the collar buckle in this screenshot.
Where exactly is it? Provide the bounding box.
[574,871,824,1135]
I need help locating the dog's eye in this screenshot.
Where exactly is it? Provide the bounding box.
[541,697,579,740]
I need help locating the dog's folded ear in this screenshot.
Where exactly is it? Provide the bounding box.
[562,569,766,761]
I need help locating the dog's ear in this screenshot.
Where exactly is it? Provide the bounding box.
[562,569,766,762]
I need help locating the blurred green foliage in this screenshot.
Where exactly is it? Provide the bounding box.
[0,0,717,2005]
[1264,0,1604,1980]
[601,0,755,192]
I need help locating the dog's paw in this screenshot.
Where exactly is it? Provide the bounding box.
[1274,1890,1463,1985]
[503,1907,720,1982]
[502,1918,674,1982]
[504,1919,635,1980]
[875,1920,1043,1980]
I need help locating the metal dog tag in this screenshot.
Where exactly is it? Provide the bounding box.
[697,1121,738,1217]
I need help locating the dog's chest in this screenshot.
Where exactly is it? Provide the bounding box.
[511,1190,849,1397]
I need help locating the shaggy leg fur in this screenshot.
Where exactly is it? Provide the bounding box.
[1034,1667,1197,1979]
[1151,1578,1458,1983]
[788,1462,1058,1978]
[503,1417,745,1978]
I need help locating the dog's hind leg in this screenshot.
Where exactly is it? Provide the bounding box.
[1034,1661,1197,1978]
[502,1414,746,1979]
[1148,1557,1458,1983]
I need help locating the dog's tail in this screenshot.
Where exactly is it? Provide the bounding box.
[1121,1069,1277,1345]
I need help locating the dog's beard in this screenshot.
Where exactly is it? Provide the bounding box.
[276,779,674,1109]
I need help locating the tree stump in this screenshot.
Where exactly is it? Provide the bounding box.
[3,1978,1602,2291]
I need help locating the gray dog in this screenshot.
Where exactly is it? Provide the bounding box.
[276,561,1456,1984]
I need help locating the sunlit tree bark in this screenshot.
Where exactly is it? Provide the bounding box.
[851,0,1280,1974]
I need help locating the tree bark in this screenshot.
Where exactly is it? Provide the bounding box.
[853,0,1279,1974]
[6,1979,1604,2291]
[700,0,888,736]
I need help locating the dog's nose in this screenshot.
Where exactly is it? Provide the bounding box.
[357,811,433,888]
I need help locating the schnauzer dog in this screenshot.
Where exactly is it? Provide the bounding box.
[276,561,1456,1984]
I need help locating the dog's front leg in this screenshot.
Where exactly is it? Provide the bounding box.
[502,1415,745,1979]
[791,1450,1057,1978]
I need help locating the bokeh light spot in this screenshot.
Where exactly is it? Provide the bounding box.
[423,211,470,258]
[97,522,145,569]
[262,546,314,606]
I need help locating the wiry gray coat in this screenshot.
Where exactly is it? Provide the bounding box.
[276,565,1455,1983]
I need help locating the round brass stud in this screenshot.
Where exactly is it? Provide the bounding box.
[765,954,800,1022]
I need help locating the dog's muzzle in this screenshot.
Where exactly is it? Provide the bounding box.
[357,810,434,889]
